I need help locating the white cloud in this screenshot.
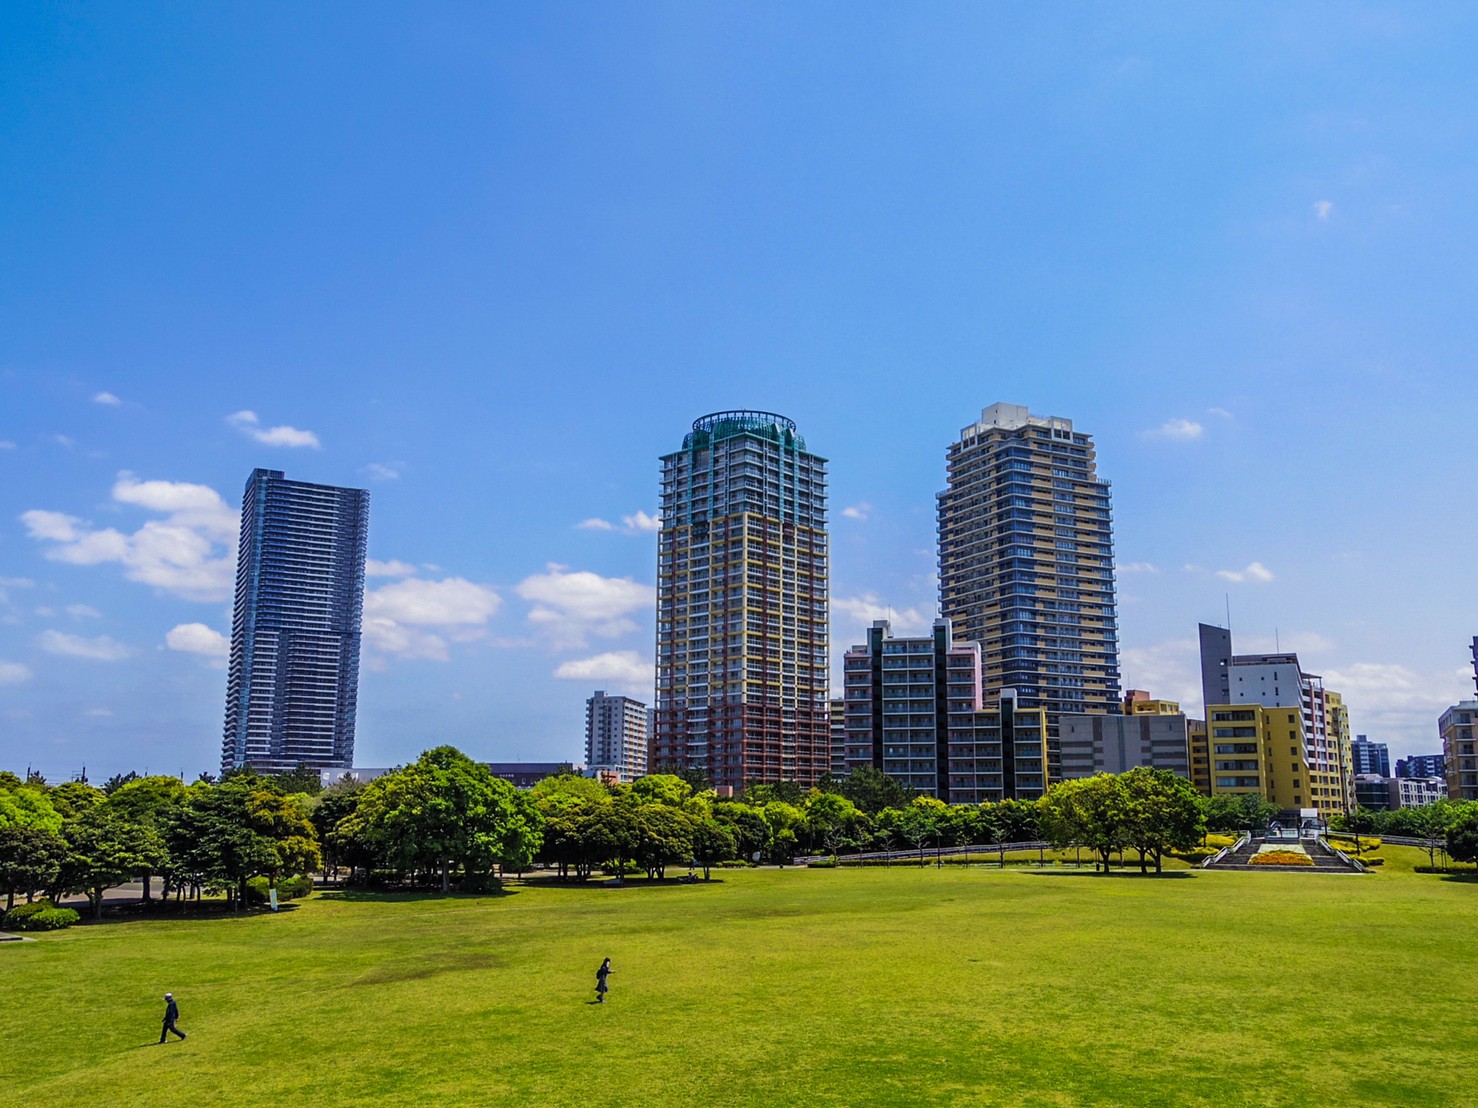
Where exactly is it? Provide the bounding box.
[1207,407,1234,420]
[65,604,101,619]
[226,410,321,449]
[515,563,654,649]
[93,391,123,406]
[577,518,616,531]
[621,510,661,534]
[553,650,655,694]
[0,576,36,588]
[363,462,401,480]
[0,660,33,685]
[365,558,418,578]
[165,623,230,658]
[0,440,16,450]
[22,473,239,602]
[841,503,872,521]
[1120,637,1203,714]
[34,606,56,618]
[1117,562,1160,574]
[84,707,113,718]
[1314,200,1334,221]
[1235,631,1334,655]
[1322,662,1472,757]
[52,434,76,449]
[362,576,503,661]
[831,593,933,638]
[1142,418,1205,441]
[1216,562,1275,584]
[39,629,132,661]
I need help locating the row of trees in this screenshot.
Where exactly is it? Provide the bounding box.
[1330,799,1478,865]
[0,770,318,916]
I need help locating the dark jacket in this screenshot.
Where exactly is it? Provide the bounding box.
[164,999,179,1023]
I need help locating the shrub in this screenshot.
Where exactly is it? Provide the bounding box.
[4,902,79,931]
[245,875,316,906]
[807,859,837,868]
[1250,850,1313,867]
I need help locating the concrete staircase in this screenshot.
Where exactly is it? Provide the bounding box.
[1204,835,1362,873]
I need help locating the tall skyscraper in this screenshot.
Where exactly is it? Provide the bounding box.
[937,403,1122,779]
[585,690,648,784]
[1350,735,1390,777]
[650,411,829,790]
[222,468,369,775]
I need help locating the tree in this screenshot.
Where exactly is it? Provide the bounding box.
[1039,776,1129,873]
[1345,807,1378,853]
[56,807,168,919]
[531,773,611,805]
[759,802,805,864]
[803,792,865,856]
[311,778,368,880]
[898,802,940,865]
[269,764,324,797]
[690,818,736,879]
[1119,768,1205,874]
[1445,806,1478,866]
[631,806,694,879]
[46,781,106,820]
[629,773,694,808]
[102,771,140,795]
[0,785,63,834]
[745,781,806,806]
[713,802,770,863]
[0,825,66,910]
[652,763,713,796]
[832,767,914,815]
[107,776,186,901]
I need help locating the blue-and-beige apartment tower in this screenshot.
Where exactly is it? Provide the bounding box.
[937,404,1122,780]
[222,469,369,775]
[651,412,830,789]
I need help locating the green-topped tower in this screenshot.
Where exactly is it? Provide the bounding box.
[651,411,830,789]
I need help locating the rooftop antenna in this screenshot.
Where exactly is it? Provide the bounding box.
[1224,593,1231,631]
[1275,627,1280,652]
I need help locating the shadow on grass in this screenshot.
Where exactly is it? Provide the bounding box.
[1021,869,1199,879]
[314,887,518,904]
[74,901,308,927]
[1437,872,1478,884]
[511,875,726,892]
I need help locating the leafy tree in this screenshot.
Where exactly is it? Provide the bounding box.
[994,798,1041,844]
[530,773,611,805]
[629,773,693,808]
[898,801,942,864]
[832,767,914,815]
[690,818,736,879]
[803,792,865,855]
[311,778,367,880]
[652,762,713,796]
[1119,768,1204,874]
[56,807,168,919]
[1345,806,1379,853]
[0,772,22,790]
[269,764,324,797]
[713,802,770,862]
[1039,775,1129,872]
[0,785,63,834]
[102,771,140,795]
[47,781,106,820]
[0,825,66,910]
[745,781,807,806]
[631,805,694,879]
[1445,806,1478,866]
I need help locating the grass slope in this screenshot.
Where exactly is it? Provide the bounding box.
[3,865,1475,1106]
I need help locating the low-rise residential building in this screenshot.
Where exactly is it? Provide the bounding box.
[1187,718,1210,794]
[1059,712,1190,779]
[842,618,1048,803]
[1123,690,1183,716]
[1354,774,1447,811]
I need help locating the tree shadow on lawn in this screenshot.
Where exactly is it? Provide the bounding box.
[1437,872,1478,885]
[1021,870,1199,879]
[511,875,726,892]
[70,902,307,928]
[313,888,519,904]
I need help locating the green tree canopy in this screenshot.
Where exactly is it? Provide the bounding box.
[1119,768,1205,873]
[0,825,67,911]
[0,785,62,834]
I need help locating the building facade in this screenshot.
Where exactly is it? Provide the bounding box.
[584,691,649,784]
[1440,701,1478,801]
[841,619,1048,803]
[650,412,830,789]
[222,469,369,775]
[1198,623,1353,816]
[937,403,1121,780]
[1351,735,1391,777]
[829,696,847,778]
[1058,712,1191,780]
[1396,753,1445,779]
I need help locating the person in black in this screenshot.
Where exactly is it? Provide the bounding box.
[594,958,612,1003]
[159,992,186,1043]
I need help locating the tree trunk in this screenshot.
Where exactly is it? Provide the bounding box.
[92,886,104,919]
[142,872,152,902]
[441,860,450,894]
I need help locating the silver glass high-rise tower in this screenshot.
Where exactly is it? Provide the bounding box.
[937,404,1121,780]
[222,468,369,775]
[650,411,830,789]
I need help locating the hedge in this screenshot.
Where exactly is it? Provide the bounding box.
[4,901,80,931]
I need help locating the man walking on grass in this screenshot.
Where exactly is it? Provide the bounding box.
[595,958,612,1003]
[159,992,186,1043]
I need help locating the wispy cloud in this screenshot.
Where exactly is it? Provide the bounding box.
[363,576,503,661]
[832,593,932,637]
[93,391,123,406]
[0,440,16,450]
[39,629,132,661]
[575,512,661,535]
[1216,562,1275,584]
[21,472,239,601]
[165,623,230,658]
[65,604,101,619]
[515,563,654,649]
[1207,407,1234,420]
[1117,562,1160,574]
[1314,199,1334,221]
[362,462,401,480]
[226,410,321,449]
[365,558,418,578]
[841,503,872,521]
[553,650,654,695]
[1142,418,1204,441]
[0,660,33,685]
[577,518,616,532]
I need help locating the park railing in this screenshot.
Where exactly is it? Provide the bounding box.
[1201,832,1250,868]
[794,841,1053,866]
[1312,836,1366,872]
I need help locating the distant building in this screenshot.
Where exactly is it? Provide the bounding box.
[1059,712,1190,780]
[1351,736,1391,777]
[1440,701,1478,801]
[1396,753,1445,779]
[841,618,1048,803]
[1187,718,1211,795]
[1354,774,1395,812]
[584,691,648,784]
[223,469,369,776]
[937,403,1122,783]
[1124,690,1181,716]
[1198,624,1353,817]
[1354,774,1447,811]
[829,696,846,778]
[486,762,573,789]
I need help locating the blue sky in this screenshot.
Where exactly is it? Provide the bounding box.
[3,3,1475,778]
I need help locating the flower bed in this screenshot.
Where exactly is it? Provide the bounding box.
[1250,849,1314,867]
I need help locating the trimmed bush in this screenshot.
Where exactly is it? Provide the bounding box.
[4,901,80,931]
[807,859,837,868]
[246,875,316,906]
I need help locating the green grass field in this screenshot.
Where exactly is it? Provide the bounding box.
[4,851,1476,1106]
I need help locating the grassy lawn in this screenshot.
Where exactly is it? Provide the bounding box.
[3,863,1475,1106]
